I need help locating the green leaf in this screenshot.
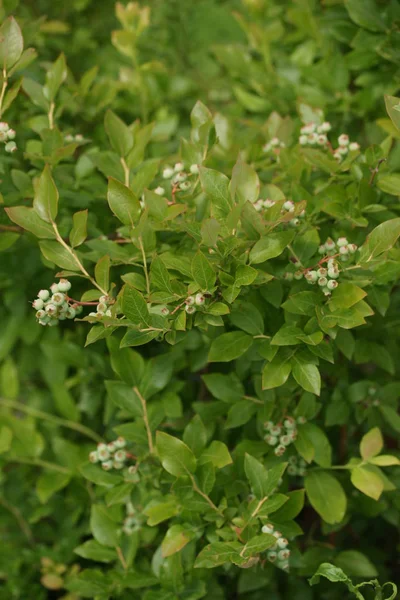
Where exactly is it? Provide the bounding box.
[360,427,383,460]
[107,177,140,226]
[262,351,292,390]
[385,95,400,132]
[309,563,351,585]
[305,471,347,524]
[69,210,88,247]
[369,455,400,466]
[120,329,159,347]
[244,454,268,498]
[292,354,321,396]
[272,489,305,521]
[66,569,112,597]
[95,255,110,293]
[161,525,194,558]
[334,550,378,578]
[201,218,220,247]
[194,542,243,568]
[377,174,400,196]
[241,534,276,558]
[208,331,253,362]
[350,466,384,500]
[122,285,150,326]
[143,499,179,526]
[235,265,258,286]
[44,53,67,101]
[90,504,119,547]
[191,251,216,291]
[74,540,117,563]
[249,231,295,264]
[359,218,400,264]
[329,283,367,311]
[230,302,264,335]
[39,240,78,271]
[33,164,58,223]
[36,470,70,503]
[199,167,232,219]
[0,425,12,454]
[344,0,386,32]
[105,380,142,416]
[198,441,232,469]
[156,431,197,477]
[0,17,24,70]
[282,292,320,316]
[183,415,208,456]
[150,256,174,294]
[230,156,259,205]
[104,110,133,157]
[379,404,400,433]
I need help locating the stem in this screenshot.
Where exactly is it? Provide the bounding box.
[0,68,8,118]
[133,387,154,454]
[48,101,55,129]
[288,244,303,267]
[11,457,71,474]
[120,157,130,187]
[189,474,224,516]
[0,397,102,443]
[0,497,35,545]
[116,546,128,570]
[369,158,386,186]
[138,236,150,295]
[51,220,108,295]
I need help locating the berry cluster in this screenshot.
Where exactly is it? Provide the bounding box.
[0,121,17,153]
[253,198,305,227]
[185,292,207,315]
[33,279,82,326]
[88,295,112,319]
[261,523,290,570]
[298,121,359,162]
[64,133,84,143]
[89,437,128,471]
[287,455,307,477]
[264,416,306,456]
[262,137,286,154]
[162,161,199,192]
[122,501,141,536]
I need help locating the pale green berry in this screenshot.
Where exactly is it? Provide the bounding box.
[338,134,349,146]
[113,460,124,470]
[45,304,57,316]
[114,450,126,462]
[284,272,294,281]
[97,302,107,313]
[162,167,174,179]
[264,420,274,430]
[33,299,44,310]
[185,296,195,306]
[297,416,307,424]
[47,319,59,327]
[327,280,338,290]
[7,129,16,140]
[284,417,296,429]
[325,238,336,251]
[339,245,348,255]
[195,293,205,306]
[305,271,318,283]
[262,524,274,534]
[267,551,277,562]
[273,530,282,539]
[288,455,298,465]
[299,135,307,145]
[0,122,8,132]
[102,460,113,471]
[38,319,49,326]
[174,162,184,172]
[348,243,357,253]
[290,218,300,227]
[115,436,126,448]
[99,295,108,303]
[318,277,328,287]
[179,181,191,191]
[265,434,278,446]
[66,307,76,319]
[190,163,199,174]
[278,549,290,560]
[58,279,71,292]
[107,442,116,452]
[283,200,295,212]
[174,172,187,183]
[337,237,348,247]
[154,186,165,196]
[0,131,8,141]
[317,267,327,277]
[277,537,288,549]
[5,141,16,152]
[36,309,46,319]
[105,309,112,317]
[294,271,303,280]
[287,465,297,476]
[274,444,286,457]
[127,465,136,474]
[327,268,339,279]
[298,467,307,477]
[51,292,65,306]
[280,435,292,446]
[50,283,60,293]
[89,451,99,463]
[98,448,110,461]
[185,305,196,314]
[318,245,326,255]
[270,425,281,436]
[38,289,50,301]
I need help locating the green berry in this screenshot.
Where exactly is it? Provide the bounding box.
[114,450,126,462]
[33,299,44,310]
[66,307,76,319]
[5,141,17,153]
[50,283,60,293]
[58,279,71,292]
[45,304,57,316]
[51,292,65,306]
[38,289,50,301]
[185,305,196,314]
[36,310,46,319]
[318,277,327,287]
[327,279,338,290]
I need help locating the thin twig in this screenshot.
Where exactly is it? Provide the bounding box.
[11,457,71,474]
[116,546,128,570]
[0,68,8,118]
[133,387,154,454]
[369,158,386,186]
[0,497,35,546]
[189,474,224,516]
[0,397,102,443]
[120,158,130,187]
[48,101,55,129]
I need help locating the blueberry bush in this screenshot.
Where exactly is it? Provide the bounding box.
[0,1,400,599]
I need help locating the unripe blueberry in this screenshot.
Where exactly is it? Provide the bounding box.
[38,290,50,302]
[36,309,46,319]
[284,417,296,429]
[38,318,49,326]
[317,134,327,146]
[102,460,113,471]
[174,162,184,172]
[0,122,8,132]
[163,167,174,179]
[327,267,339,279]
[261,523,274,534]
[0,131,7,141]
[280,435,292,446]
[174,172,187,183]
[89,451,99,463]
[290,218,300,227]
[267,551,277,562]
[48,319,59,327]
[277,537,288,549]
[114,450,126,462]
[97,302,107,313]
[270,425,281,436]
[274,444,286,457]
[297,416,307,424]
[185,296,195,306]
[265,434,278,446]
[127,465,136,474]
[98,448,110,461]
[318,245,326,255]
[317,268,327,277]
[299,134,308,145]
[7,129,16,140]
[273,530,282,539]
[107,442,116,452]
[337,237,348,247]
[195,293,205,306]
[319,121,331,133]
[338,134,349,146]
[113,460,124,470]
[327,280,338,290]
[288,455,298,465]
[294,271,303,280]
[33,298,44,310]
[50,283,60,293]
[254,200,263,212]
[105,309,112,317]
[190,164,199,174]
[303,272,315,286]
[114,436,126,448]
[339,245,348,255]
[287,465,297,476]
[161,307,170,316]
[289,429,297,441]
[348,243,357,254]
[333,151,341,162]
[154,186,165,196]
[5,141,16,152]
[349,142,360,151]
[264,420,274,430]
[185,305,196,314]
[338,145,348,155]
[45,304,57,316]
[66,307,76,319]
[325,238,336,251]
[298,467,307,477]
[180,181,191,191]
[58,279,71,292]
[278,549,290,560]
[51,292,65,306]
[283,200,295,212]
[263,199,275,208]
[318,277,327,287]
[284,272,294,281]
[307,133,318,144]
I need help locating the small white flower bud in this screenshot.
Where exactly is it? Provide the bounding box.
[154,186,165,196]
[319,121,331,133]
[190,164,199,174]
[263,199,275,208]
[284,272,294,281]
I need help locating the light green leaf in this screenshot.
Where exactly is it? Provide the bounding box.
[191,251,216,291]
[90,504,119,547]
[70,209,88,247]
[198,441,232,469]
[208,331,253,362]
[292,355,321,396]
[104,110,133,157]
[360,427,383,460]
[359,218,400,264]
[39,240,78,271]
[107,177,140,226]
[95,255,110,292]
[44,53,67,101]
[33,164,58,223]
[305,471,347,524]
[156,431,197,477]
[122,285,150,326]
[0,17,23,69]
[249,231,295,264]
[350,466,384,500]
[199,167,232,219]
